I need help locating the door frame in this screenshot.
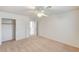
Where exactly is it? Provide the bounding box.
[12,19,16,40]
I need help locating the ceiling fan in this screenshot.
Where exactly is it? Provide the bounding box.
[27,6,52,18]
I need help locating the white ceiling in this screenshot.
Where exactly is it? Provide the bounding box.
[0,6,36,16]
[0,6,79,16]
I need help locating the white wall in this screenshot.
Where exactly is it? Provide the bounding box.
[38,9,79,48]
[0,11,30,42]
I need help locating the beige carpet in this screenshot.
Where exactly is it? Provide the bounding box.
[0,36,79,52]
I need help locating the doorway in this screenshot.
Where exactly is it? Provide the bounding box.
[29,20,37,36]
[2,18,16,42]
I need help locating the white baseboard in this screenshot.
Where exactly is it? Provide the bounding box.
[39,35,79,48]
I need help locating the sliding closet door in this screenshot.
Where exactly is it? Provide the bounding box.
[2,18,15,42]
[0,18,1,44]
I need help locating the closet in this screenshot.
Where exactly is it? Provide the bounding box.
[2,18,16,42]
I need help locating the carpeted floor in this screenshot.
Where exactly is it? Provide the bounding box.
[0,36,79,52]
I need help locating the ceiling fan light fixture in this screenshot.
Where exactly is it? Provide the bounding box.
[37,12,47,18]
[37,13,43,17]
